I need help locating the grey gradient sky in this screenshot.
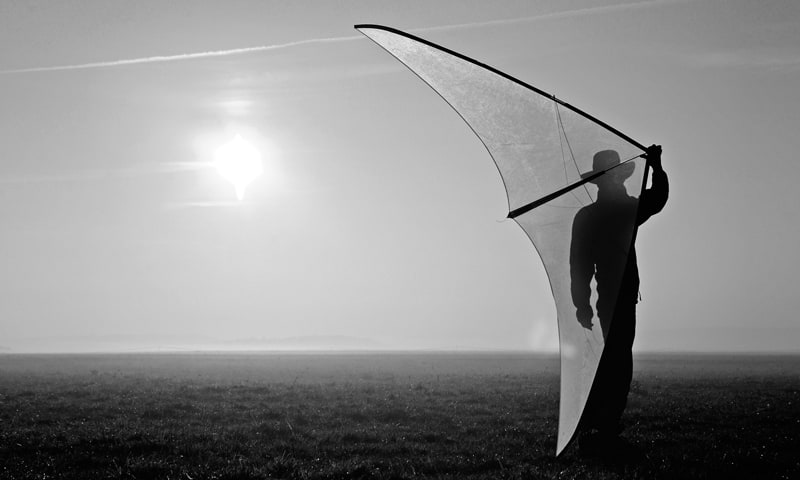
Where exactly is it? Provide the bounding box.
[1,0,798,353]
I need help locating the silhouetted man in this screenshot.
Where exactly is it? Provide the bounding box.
[570,146,668,454]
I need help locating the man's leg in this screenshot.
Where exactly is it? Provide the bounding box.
[579,309,614,434]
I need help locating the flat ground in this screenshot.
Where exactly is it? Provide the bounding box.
[0,353,797,479]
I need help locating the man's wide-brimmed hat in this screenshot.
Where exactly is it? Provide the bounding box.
[580,150,635,183]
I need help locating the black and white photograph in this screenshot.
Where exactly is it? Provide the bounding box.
[1,1,798,478]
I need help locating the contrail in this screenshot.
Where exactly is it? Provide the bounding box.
[0,35,363,74]
[1,0,681,75]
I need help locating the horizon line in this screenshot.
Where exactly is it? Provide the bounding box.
[2,348,798,356]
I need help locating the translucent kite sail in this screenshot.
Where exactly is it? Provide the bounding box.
[356,25,649,455]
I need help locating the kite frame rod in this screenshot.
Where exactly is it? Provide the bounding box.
[507,156,642,218]
[354,24,647,153]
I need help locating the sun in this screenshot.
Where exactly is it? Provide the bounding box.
[213,134,263,201]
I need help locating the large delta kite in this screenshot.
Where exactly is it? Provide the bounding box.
[356,25,651,455]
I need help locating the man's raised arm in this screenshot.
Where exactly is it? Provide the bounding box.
[638,144,669,225]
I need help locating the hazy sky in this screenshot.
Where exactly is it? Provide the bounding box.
[1,0,798,353]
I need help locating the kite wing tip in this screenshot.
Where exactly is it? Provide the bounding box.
[354,24,401,34]
[556,443,567,457]
[354,24,380,30]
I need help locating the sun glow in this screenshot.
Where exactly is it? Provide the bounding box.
[213,134,263,201]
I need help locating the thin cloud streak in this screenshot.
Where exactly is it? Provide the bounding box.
[0,35,362,74]
[1,0,684,75]
[414,0,685,33]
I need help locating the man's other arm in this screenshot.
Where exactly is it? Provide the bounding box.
[570,209,595,328]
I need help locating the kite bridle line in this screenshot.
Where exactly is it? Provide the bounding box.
[507,153,645,219]
[554,101,594,207]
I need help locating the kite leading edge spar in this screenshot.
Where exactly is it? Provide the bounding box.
[356,24,650,455]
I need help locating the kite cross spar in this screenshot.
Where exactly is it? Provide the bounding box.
[356,24,668,456]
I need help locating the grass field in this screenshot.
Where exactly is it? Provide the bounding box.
[0,352,797,479]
